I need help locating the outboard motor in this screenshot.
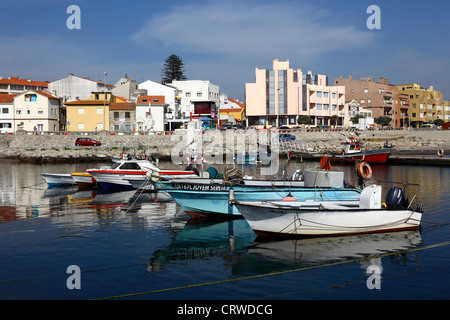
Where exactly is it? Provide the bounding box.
[385,187,407,209]
[185,164,200,176]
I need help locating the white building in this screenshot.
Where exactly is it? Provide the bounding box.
[0,76,49,95]
[171,80,220,119]
[0,94,16,134]
[13,90,61,132]
[112,76,147,102]
[135,96,166,132]
[138,80,179,120]
[48,74,114,102]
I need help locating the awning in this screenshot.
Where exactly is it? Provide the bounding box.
[199,116,214,122]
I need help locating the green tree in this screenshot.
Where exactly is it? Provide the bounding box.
[350,114,365,124]
[433,119,445,127]
[161,54,187,84]
[330,114,339,128]
[375,116,391,127]
[297,115,311,126]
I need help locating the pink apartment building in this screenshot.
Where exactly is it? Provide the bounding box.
[245,59,345,128]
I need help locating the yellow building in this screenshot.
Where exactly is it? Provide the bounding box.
[65,92,123,132]
[220,98,245,124]
[397,83,450,126]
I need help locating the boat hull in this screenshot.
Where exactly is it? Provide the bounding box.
[154,180,361,218]
[71,172,96,189]
[328,150,391,164]
[41,173,76,186]
[235,201,422,237]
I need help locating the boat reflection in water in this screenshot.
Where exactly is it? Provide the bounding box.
[146,215,423,276]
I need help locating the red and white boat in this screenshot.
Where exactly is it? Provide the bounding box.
[87,159,199,191]
[327,136,392,164]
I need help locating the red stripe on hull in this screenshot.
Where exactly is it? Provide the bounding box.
[252,225,419,239]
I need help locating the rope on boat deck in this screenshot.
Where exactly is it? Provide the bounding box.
[94,239,450,300]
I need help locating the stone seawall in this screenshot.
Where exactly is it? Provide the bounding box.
[0,129,449,163]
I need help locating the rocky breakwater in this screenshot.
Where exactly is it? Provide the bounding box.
[0,131,177,163]
[1,128,450,163]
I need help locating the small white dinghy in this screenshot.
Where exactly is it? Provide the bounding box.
[233,184,423,238]
[41,173,77,186]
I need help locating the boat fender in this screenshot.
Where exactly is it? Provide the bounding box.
[356,162,372,180]
[119,152,123,160]
[228,187,235,205]
[438,149,444,157]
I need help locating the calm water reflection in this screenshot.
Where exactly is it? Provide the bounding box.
[0,160,449,300]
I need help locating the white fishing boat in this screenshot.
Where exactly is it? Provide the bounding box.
[41,173,77,186]
[233,184,423,238]
[87,159,199,191]
[71,172,96,189]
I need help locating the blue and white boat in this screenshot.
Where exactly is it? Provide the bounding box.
[152,169,362,219]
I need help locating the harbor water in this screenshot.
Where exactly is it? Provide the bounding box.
[0,159,449,300]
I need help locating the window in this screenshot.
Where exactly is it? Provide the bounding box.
[317,92,322,98]
[114,112,119,118]
[125,112,130,118]
[197,92,202,97]
[37,124,43,131]
[38,109,43,115]
[97,108,103,114]
[16,109,21,114]
[317,104,322,110]
[27,109,31,114]
[332,93,336,99]
[186,92,191,97]
[2,108,8,113]
[78,108,84,114]
[332,105,337,111]
[360,99,365,104]
[324,104,329,110]
[323,92,329,98]
[364,88,369,93]
[25,94,37,102]
[97,123,103,130]
[78,123,85,130]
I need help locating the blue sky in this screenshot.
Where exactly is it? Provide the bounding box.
[1,0,449,101]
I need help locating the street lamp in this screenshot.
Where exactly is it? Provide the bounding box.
[104,72,107,131]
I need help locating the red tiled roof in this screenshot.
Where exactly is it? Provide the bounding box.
[110,103,136,110]
[0,94,17,103]
[227,98,245,109]
[0,77,49,87]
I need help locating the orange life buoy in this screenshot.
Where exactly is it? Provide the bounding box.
[119,152,123,159]
[320,156,332,171]
[356,162,372,180]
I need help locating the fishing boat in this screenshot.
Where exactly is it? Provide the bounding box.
[41,173,77,186]
[327,136,392,164]
[233,183,423,238]
[71,172,96,189]
[87,159,199,191]
[152,168,362,219]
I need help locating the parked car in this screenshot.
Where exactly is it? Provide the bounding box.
[75,137,102,147]
[278,133,296,141]
[220,124,232,130]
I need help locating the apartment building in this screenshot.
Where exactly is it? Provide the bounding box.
[13,90,61,132]
[397,83,450,126]
[48,74,114,102]
[334,75,410,127]
[0,76,49,95]
[245,59,345,128]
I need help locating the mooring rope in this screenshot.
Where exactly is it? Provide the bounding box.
[94,239,450,300]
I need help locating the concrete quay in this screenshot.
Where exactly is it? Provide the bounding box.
[0,128,449,165]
